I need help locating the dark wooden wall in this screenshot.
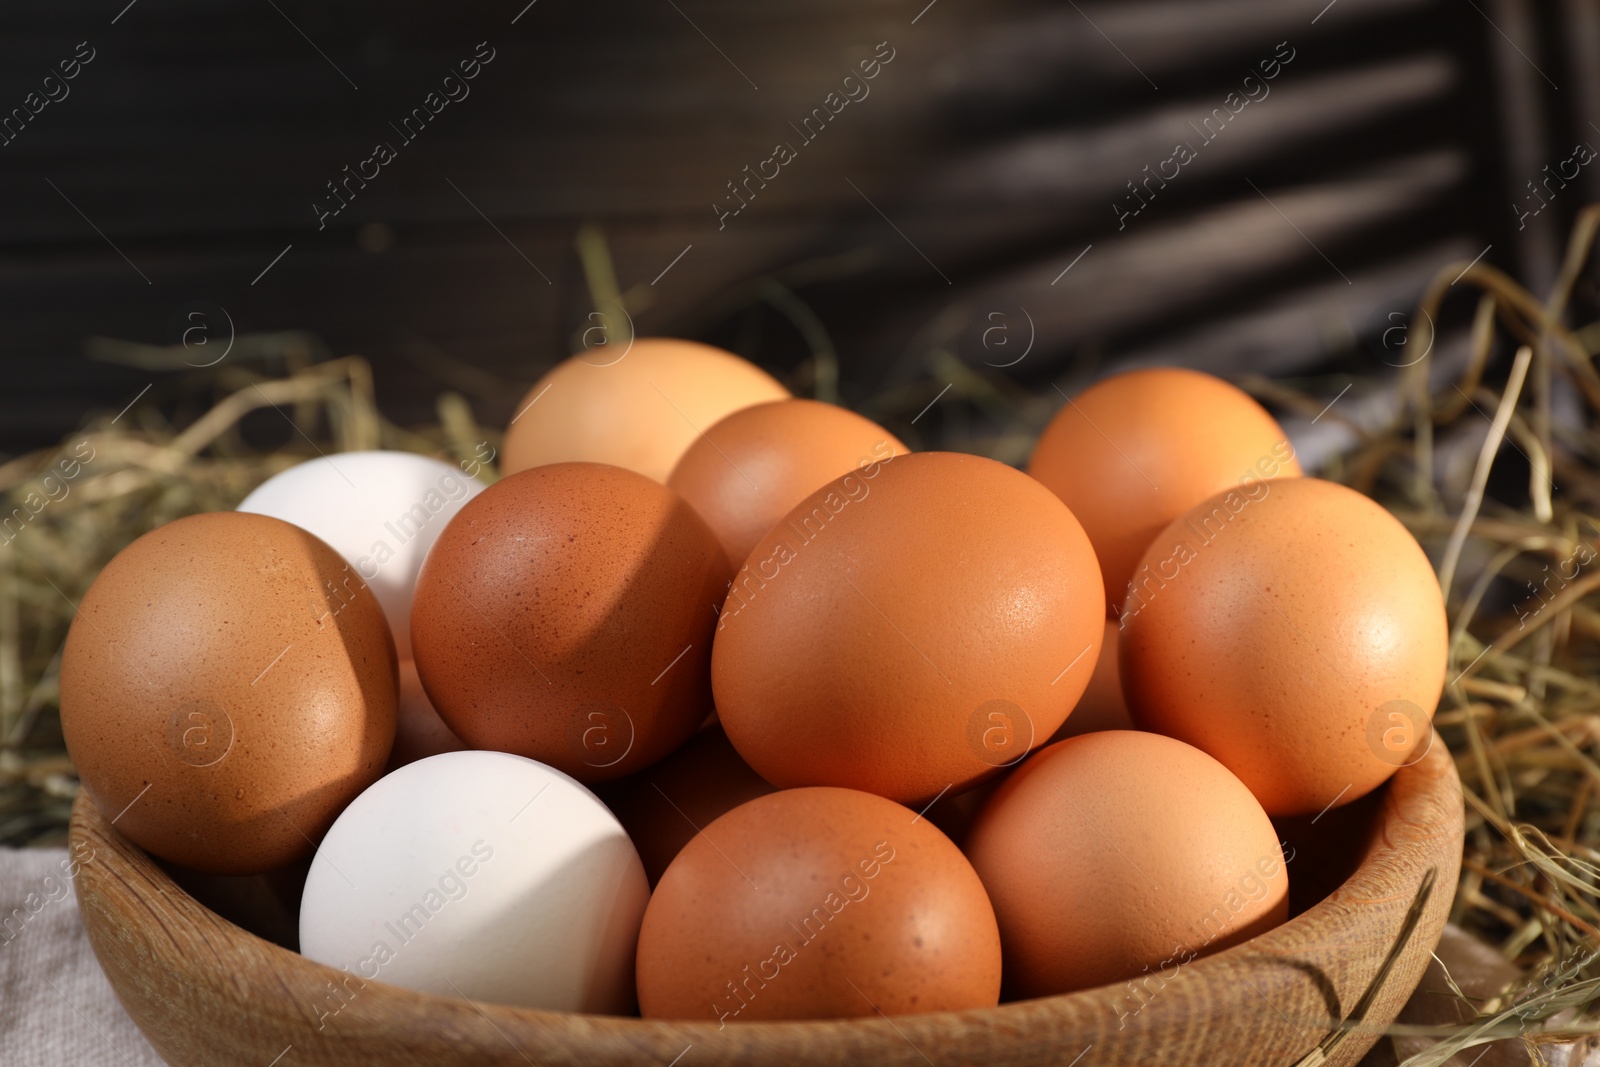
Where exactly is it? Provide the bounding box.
[0,0,1594,455]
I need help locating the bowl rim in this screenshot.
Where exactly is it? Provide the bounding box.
[71,735,1464,1067]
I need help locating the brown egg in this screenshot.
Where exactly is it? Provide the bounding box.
[636,786,1001,1022]
[713,447,1100,806]
[1050,618,1133,740]
[385,659,467,771]
[713,451,1104,804]
[1120,477,1449,816]
[410,463,732,782]
[964,731,1288,998]
[60,512,397,875]
[667,399,908,569]
[596,723,775,885]
[1028,367,1301,612]
[502,338,790,483]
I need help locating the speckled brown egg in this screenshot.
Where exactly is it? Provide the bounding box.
[502,338,790,483]
[1119,476,1449,816]
[1028,367,1301,612]
[60,512,397,875]
[596,723,775,885]
[667,399,908,570]
[410,462,732,782]
[713,451,1104,804]
[964,731,1288,998]
[636,786,1001,1022]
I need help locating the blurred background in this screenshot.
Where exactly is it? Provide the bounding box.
[3,0,1597,461]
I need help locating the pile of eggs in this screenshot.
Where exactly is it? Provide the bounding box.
[59,338,1448,1022]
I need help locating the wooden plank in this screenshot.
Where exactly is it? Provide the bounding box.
[0,0,1518,457]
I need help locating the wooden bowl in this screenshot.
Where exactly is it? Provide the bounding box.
[71,737,1463,1067]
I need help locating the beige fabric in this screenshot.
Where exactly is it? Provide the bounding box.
[0,847,163,1066]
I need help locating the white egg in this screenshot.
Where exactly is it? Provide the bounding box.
[237,451,483,658]
[298,750,649,1014]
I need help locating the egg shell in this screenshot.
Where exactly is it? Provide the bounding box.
[410,462,732,782]
[60,512,397,875]
[1049,618,1133,740]
[1028,367,1301,611]
[299,750,649,1013]
[712,450,1104,804]
[237,451,485,659]
[635,786,1001,1022]
[667,399,908,570]
[964,731,1288,998]
[502,338,790,483]
[386,659,467,771]
[1119,476,1449,816]
[595,723,775,885]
